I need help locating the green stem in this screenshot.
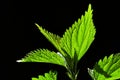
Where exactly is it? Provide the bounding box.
[65,56,78,80]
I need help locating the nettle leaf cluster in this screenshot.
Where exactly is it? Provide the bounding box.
[17,4,120,80]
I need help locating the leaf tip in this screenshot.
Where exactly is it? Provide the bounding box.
[35,23,41,29]
[88,3,93,13]
[16,59,23,62]
[88,4,92,9]
[57,52,63,57]
[34,23,38,26]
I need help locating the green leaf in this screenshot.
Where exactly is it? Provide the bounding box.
[18,49,66,67]
[60,4,96,60]
[32,70,57,80]
[88,53,120,80]
[35,23,65,56]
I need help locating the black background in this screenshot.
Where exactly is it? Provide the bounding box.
[6,0,120,80]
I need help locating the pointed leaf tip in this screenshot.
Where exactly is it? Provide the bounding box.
[88,4,92,9]
[16,60,22,62]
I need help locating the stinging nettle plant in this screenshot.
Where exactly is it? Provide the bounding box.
[17,4,120,80]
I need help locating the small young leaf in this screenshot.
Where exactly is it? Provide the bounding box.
[18,49,66,67]
[32,70,57,80]
[88,53,120,80]
[60,4,96,60]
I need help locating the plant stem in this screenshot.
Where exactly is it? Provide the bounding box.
[65,56,78,80]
